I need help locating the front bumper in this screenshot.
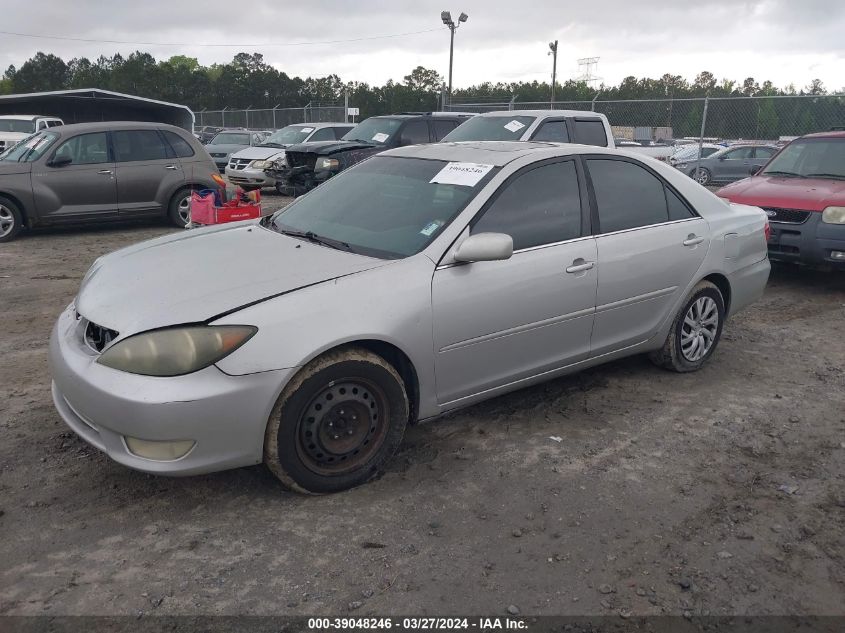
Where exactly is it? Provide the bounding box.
[48,304,294,476]
[766,211,845,268]
[225,165,274,188]
[265,166,334,193]
[211,158,228,173]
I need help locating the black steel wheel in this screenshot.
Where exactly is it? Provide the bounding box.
[264,347,409,494]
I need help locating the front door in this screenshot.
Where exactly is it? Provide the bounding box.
[432,159,597,405]
[583,157,709,356]
[112,129,186,216]
[32,131,117,220]
[713,146,756,182]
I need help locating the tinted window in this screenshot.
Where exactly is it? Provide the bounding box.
[308,127,336,142]
[432,120,458,141]
[587,159,667,233]
[162,131,195,158]
[701,147,719,157]
[532,120,570,142]
[53,132,110,165]
[473,161,582,250]
[333,127,352,140]
[754,147,776,159]
[272,156,494,259]
[400,121,430,145]
[113,130,168,162]
[572,119,608,147]
[666,187,694,221]
[209,132,250,145]
[724,147,754,159]
[342,118,402,145]
[442,116,536,142]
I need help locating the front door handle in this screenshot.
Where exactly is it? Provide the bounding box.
[566,259,595,274]
[165,164,179,170]
[683,234,704,247]
[97,169,113,175]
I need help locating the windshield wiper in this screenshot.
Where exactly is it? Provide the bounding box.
[274,227,354,252]
[259,142,284,148]
[804,173,845,180]
[343,139,375,144]
[762,170,805,178]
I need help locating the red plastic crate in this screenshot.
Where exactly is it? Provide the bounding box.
[190,191,261,226]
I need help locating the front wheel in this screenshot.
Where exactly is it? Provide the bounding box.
[0,197,24,242]
[167,189,193,228]
[693,167,712,185]
[650,281,725,372]
[264,347,409,494]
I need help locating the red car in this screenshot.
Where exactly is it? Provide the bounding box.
[716,130,845,269]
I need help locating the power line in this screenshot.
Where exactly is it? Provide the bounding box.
[0,27,445,48]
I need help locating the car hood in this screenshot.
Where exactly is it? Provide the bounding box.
[717,175,845,211]
[230,145,287,160]
[205,144,248,155]
[285,140,377,156]
[75,223,389,335]
[0,160,33,175]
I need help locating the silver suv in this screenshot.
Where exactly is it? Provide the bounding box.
[0,121,217,242]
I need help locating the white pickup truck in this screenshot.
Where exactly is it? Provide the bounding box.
[0,115,64,153]
[616,140,676,162]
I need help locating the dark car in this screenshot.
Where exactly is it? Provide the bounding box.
[206,130,266,173]
[266,113,471,194]
[195,126,223,144]
[716,131,845,269]
[0,121,218,242]
[677,144,779,185]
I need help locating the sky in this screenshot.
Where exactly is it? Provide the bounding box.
[1,0,843,91]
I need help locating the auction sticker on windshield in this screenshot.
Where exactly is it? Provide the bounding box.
[301,127,314,133]
[504,120,526,133]
[372,132,390,142]
[430,162,495,187]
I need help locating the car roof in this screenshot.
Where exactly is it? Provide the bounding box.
[384,140,619,167]
[371,114,469,120]
[38,121,188,135]
[476,109,607,119]
[287,122,354,128]
[0,114,58,121]
[799,130,845,140]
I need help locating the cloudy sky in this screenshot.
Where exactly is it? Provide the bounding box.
[2,0,843,90]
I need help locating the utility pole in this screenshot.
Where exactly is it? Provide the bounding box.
[548,40,558,105]
[441,11,468,108]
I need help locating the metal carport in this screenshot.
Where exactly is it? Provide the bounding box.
[0,89,194,131]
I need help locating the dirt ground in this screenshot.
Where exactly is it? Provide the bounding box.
[0,202,843,618]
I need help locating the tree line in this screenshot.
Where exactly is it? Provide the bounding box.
[1,51,838,120]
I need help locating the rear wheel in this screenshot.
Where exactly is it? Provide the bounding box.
[264,347,409,494]
[694,168,712,186]
[167,188,193,228]
[650,281,725,372]
[0,197,24,242]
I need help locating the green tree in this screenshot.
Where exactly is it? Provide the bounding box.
[11,53,68,92]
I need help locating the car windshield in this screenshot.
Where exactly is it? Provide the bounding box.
[761,138,845,179]
[210,133,250,145]
[342,118,402,145]
[262,126,314,145]
[442,116,536,142]
[0,131,58,162]
[0,119,36,134]
[268,156,497,259]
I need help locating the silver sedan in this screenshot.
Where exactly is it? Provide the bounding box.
[49,141,770,493]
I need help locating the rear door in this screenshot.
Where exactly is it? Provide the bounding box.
[571,118,610,147]
[32,131,117,220]
[584,156,708,356]
[113,129,186,216]
[432,119,460,141]
[751,146,777,174]
[398,120,431,146]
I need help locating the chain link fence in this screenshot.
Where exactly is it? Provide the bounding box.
[446,95,845,144]
[194,104,347,131]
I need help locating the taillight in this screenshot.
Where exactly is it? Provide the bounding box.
[764,220,772,241]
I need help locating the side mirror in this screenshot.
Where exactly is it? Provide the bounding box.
[454,232,513,263]
[48,155,72,168]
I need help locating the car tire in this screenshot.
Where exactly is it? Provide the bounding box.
[264,346,409,494]
[649,281,725,373]
[0,196,24,243]
[693,168,712,186]
[274,182,290,196]
[167,188,193,228]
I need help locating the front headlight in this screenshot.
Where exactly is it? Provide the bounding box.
[315,157,340,171]
[250,160,269,169]
[97,325,257,377]
[821,206,845,225]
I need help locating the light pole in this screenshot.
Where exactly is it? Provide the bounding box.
[548,40,558,105]
[441,11,468,108]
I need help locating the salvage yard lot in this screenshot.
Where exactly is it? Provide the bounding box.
[0,213,843,616]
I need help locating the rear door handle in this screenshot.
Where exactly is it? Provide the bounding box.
[566,259,595,274]
[683,235,704,246]
[165,164,179,170]
[97,169,113,175]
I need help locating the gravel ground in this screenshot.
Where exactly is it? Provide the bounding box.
[0,205,843,618]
